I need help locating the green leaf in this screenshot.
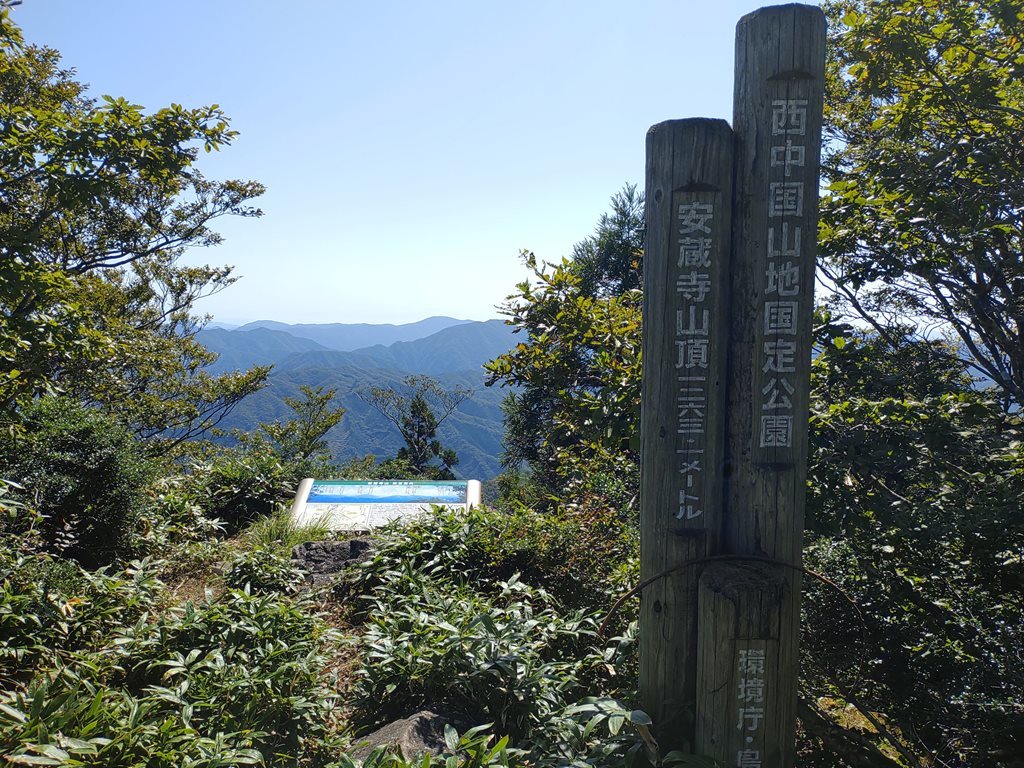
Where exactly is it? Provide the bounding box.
[629,709,653,725]
[608,713,625,735]
[7,756,64,766]
[0,703,27,723]
[444,723,459,752]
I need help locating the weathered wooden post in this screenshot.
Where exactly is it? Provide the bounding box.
[696,6,825,768]
[640,118,734,750]
[640,6,825,767]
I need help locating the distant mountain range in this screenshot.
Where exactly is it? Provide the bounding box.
[199,317,516,481]
[235,316,472,351]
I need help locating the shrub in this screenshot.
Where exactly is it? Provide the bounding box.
[146,474,226,548]
[482,468,547,511]
[0,553,163,686]
[194,446,292,535]
[0,583,343,766]
[0,397,155,566]
[466,504,637,611]
[353,572,608,739]
[121,588,340,757]
[0,669,269,767]
[223,546,305,594]
[343,507,650,768]
[347,504,636,614]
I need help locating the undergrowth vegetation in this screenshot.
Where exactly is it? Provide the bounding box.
[0,499,658,768]
[341,506,644,765]
[0,544,346,766]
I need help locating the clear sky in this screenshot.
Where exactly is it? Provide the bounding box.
[14,0,813,325]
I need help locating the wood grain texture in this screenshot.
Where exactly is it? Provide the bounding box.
[725,3,825,558]
[697,5,826,767]
[640,118,734,752]
[696,562,790,766]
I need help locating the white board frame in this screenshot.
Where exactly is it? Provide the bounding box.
[290,478,482,532]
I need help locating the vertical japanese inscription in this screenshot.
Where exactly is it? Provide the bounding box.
[754,98,810,461]
[640,119,733,750]
[734,644,768,768]
[710,6,826,767]
[673,194,718,523]
[694,565,785,766]
[751,84,822,466]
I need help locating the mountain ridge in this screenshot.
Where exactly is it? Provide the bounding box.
[202,317,515,480]
[234,316,475,351]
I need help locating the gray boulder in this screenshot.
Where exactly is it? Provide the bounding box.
[348,710,468,762]
[291,538,372,583]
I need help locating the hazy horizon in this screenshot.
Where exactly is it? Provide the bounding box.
[204,314,490,330]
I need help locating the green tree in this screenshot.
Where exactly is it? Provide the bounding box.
[61,260,269,454]
[486,191,643,504]
[800,318,1024,767]
[202,386,346,532]
[0,10,266,437]
[819,0,1024,409]
[360,375,470,479]
[570,183,644,298]
[255,384,345,478]
[806,5,1024,761]
[490,170,1024,764]
[0,396,155,567]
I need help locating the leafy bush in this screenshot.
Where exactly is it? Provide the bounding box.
[465,504,637,612]
[0,397,155,566]
[0,669,269,768]
[341,506,650,767]
[346,504,636,614]
[0,582,343,766]
[118,588,341,759]
[799,328,1024,764]
[194,446,292,535]
[223,547,305,594]
[354,572,608,739]
[0,553,164,686]
[147,474,226,547]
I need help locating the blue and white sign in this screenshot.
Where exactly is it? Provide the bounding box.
[291,478,481,531]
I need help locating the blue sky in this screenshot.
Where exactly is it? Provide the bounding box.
[15,0,809,325]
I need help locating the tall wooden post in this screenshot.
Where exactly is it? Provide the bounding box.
[640,5,825,767]
[695,6,825,768]
[640,118,734,751]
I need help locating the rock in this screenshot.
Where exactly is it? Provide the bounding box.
[348,710,468,762]
[291,538,372,583]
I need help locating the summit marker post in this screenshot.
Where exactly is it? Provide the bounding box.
[639,5,825,767]
[640,117,735,748]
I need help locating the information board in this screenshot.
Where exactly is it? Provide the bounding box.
[290,478,482,531]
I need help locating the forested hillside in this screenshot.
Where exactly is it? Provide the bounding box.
[200,319,516,480]
[198,327,334,375]
[1,2,1023,768]
[219,365,507,482]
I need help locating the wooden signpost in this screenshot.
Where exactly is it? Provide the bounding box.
[640,118,734,745]
[639,5,825,767]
